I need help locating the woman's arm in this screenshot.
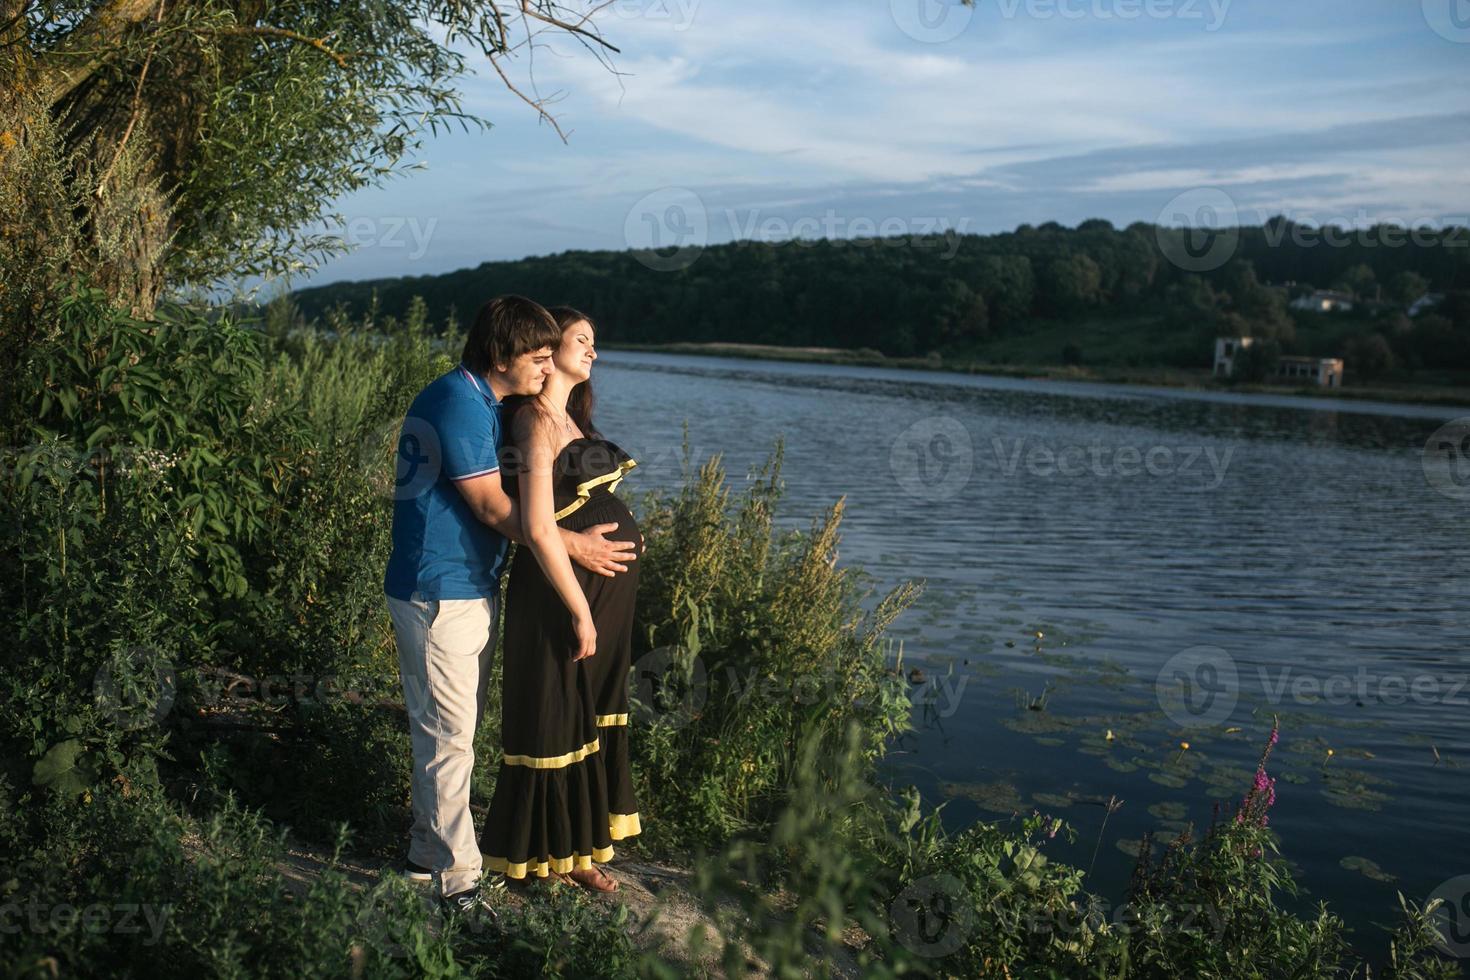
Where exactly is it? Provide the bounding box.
[517,409,598,661]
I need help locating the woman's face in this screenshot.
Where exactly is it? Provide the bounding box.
[555,319,597,382]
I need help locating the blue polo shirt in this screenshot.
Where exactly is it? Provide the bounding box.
[384,364,510,600]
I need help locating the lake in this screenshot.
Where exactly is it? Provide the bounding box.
[591,349,1470,959]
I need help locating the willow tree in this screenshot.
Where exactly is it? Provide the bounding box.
[0,0,617,351]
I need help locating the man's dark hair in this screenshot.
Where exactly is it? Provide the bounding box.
[462,295,560,374]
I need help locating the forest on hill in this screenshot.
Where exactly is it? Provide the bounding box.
[289,219,1470,381]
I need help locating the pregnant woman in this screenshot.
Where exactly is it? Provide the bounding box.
[480,306,642,893]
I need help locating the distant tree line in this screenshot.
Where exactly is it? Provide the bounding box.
[288,218,1470,377]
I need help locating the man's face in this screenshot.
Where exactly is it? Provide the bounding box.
[502,347,555,395]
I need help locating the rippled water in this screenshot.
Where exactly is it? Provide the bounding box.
[592,350,1470,955]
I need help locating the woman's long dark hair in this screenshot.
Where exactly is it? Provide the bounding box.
[548,305,598,438]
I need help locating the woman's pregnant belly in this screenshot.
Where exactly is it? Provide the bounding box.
[559,492,641,546]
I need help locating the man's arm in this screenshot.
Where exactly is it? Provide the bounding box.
[452,472,637,577]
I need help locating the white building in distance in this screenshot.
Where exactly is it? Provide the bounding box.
[1288,290,1355,314]
[1214,337,1345,387]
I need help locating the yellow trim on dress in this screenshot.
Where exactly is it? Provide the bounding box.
[609,812,642,840]
[485,845,617,880]
[501,738,600,769]
[595,712,629,727]
[554,458,638,521]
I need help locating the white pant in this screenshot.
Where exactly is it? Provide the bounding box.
[385,594,498,896]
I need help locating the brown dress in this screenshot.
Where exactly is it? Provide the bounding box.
[480,423,642,879]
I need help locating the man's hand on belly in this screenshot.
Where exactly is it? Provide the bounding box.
[563,523,638,578]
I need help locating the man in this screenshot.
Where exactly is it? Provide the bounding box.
[383,294,636,914]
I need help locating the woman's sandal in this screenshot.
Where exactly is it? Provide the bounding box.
[555,866,619,894]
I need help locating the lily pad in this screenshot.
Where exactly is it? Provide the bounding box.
[1033,792,1075,808]
[942,780,1025,815]
[1322,784,1391,812]
[1340,856,1396,882]
[1148,802,1188,822]
[1148,772,1189,789]
[1001,713,1072,735]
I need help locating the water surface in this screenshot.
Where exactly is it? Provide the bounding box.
[593,350,1470,957]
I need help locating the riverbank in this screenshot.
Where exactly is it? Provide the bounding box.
[607,341,1470,410]
[272,832,850,977]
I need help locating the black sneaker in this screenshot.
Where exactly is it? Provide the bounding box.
[402,858,434,882]
[439,885,497,921]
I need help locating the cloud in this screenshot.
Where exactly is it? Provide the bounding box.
[296,0,1470,285]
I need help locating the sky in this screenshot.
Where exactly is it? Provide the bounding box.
[285,0,1470,291]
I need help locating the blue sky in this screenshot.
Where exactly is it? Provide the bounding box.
[287,0,1470,290]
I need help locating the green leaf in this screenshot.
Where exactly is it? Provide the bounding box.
[32,739,90,797]
[85,424,115,449]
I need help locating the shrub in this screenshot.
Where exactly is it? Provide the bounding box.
[629,442,918,848]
